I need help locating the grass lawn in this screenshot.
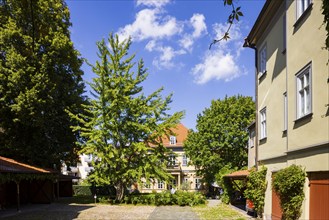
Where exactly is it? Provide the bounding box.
[193,203,248,220]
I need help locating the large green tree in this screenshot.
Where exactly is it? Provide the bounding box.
[68,34,184,202]
[0,0,86,168]
[184,95,255,185]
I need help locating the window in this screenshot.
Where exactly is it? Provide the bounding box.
[168,154,176,166]
[158,181,164,189]
[297,0,312,19]
[169,179,176,189]
[259,44,267,76]
[170,136,176,145]
[249,130,255,148]
[260,108,267,139]
[182,154,189,166]
[296,64,312,119]
[144,183,150,189]
[195,178,202,190]
[283,93,287,131]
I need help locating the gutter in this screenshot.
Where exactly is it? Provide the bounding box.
[243,38,259,171]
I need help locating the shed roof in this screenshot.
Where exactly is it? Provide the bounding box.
[225,170,250,180]
[0,156,55,174]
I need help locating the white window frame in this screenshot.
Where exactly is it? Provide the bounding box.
[259,44,267,76]
[296,63,312,119]
[195,178,201,190]
[182,154,189,166]
[249,130,255,148]
[260,107,267,140]
[168,154,176,166]
[170,136,176,145]
[296,0,312,19]
[283,92,288,131]
[158,181,164,189]
[169,179,176,189]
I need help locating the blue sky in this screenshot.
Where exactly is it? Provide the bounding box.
[66,0,265,129]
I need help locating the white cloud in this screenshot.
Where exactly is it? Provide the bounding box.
[191,22,245,84]
[117,8,182,42]
[192,50,240,84]
[146,41,186,69]
[136,0,171,8]
[190,14,207,38]
[179,13,207,51]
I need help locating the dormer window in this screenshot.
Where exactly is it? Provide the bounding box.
[170,136,176,145]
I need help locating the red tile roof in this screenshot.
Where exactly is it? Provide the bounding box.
[159,123,189,147]
[0,156,54,174]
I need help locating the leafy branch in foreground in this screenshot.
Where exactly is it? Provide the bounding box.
[209,0,243,49]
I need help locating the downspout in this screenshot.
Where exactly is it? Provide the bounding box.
[244,39,259,171]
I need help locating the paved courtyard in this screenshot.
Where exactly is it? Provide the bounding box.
[0,199,234,220]
[0,203,201,220]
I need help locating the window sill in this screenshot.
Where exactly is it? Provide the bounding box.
[258,71,267,80]
[294,112,313,123]
[294,3,313,28]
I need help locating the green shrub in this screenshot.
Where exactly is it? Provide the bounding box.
[73,185,92,196]
[244,166,267,217]
[123,191,206,206]
[272,165,306,220]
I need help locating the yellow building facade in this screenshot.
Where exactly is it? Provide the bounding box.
[139,124,204,193]
[245,0,329,219]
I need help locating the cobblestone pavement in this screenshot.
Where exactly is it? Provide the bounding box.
[0,199,223,220]
[148,206,199,220]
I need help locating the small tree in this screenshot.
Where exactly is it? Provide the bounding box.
[68,34,184,202]
[272,165,306,220]
[244,166,267,217]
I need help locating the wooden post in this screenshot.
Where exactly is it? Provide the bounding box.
[16,181,20,212]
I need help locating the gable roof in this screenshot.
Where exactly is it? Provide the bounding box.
[0,156,55,174]
[161,123,189,147]
[149,123,189,148]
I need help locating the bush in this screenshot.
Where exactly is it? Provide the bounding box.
[123,190,206,206]
[73,185,92,196]
[244,166,267,217]
[272,165,306,220]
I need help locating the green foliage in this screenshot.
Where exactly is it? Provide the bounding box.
[322,0,329,49]
[123,190,206,206]
[67,33,184,202]
[0,0,86,168]
[73,185,92,196]
[215,165,236,204]
[184,95,255,186]
[272,165,306,220]
[244,166,267,216]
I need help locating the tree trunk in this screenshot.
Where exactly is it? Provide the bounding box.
[115,181,125,202]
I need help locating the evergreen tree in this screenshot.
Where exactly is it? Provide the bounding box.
[0,0,86,168]
[68,34,184,202]
[184,95,254,185]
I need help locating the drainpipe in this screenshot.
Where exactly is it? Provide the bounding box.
[244,38,259,171]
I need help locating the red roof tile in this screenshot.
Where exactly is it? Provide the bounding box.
[155,123,189,147]
[0,156,54,174]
